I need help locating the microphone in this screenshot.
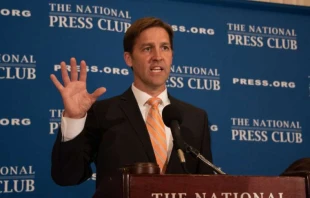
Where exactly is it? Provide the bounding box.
[162,104,188,173]
[162,104,226,175]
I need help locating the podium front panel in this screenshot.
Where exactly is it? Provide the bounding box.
[126,175,306,198]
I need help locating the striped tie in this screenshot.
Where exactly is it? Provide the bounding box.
[146,97,167,173]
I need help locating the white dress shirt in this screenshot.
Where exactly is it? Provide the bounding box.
[60,84,174,162]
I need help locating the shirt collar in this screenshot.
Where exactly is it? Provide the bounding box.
[131,83,169,107]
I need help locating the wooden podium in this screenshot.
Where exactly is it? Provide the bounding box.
[93,163,310,198]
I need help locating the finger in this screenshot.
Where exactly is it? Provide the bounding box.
[70,57,78,81]
[79,60,87,82]
[90,87,107,100]
[61,61,70,86]
[50,74,64,92]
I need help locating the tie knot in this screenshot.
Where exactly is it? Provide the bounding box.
[147,97,162,108]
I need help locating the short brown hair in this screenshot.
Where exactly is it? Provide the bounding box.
[123,17,174,53]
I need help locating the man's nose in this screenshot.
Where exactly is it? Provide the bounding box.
[152,48,163,61]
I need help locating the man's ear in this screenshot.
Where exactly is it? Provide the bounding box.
[124,52,133,68]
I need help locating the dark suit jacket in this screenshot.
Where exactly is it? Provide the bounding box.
[51,87,214,192]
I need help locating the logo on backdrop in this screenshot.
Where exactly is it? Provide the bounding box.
[0,166,35,194]
[0,118,31,126]
[49,109,63,135]
[227,23,297,50]
[0,54,36,80]
[53,63,129,76]
[166,65,220,91]
[171,24,215,35]
[231,117,302,144]
[210,124,218,132]
[232,77,296,89]
[87,173,96,181]
[0,8,31,17]
[48,3,131,33]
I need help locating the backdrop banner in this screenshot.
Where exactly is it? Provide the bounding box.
[1,0,309,197]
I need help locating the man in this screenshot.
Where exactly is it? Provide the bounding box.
[50,17,214,195]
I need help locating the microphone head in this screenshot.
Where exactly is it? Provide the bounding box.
[162,104,183,127]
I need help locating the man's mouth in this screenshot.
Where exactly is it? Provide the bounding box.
[150,66,163,72]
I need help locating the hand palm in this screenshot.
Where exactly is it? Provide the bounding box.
[50,58,106,118]
[62,81,92,117]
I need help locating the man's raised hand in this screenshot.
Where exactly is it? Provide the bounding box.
[50,57,106,118]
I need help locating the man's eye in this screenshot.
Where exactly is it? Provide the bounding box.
[162,46,170,50]
[143,47,151,51]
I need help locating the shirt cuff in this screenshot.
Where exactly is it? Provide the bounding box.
[61,113,87,142]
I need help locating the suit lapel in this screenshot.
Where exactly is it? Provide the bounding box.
[119,87,157,163]
[168,94,183,112]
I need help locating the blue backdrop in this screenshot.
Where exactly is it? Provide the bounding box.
[1,0,310,197]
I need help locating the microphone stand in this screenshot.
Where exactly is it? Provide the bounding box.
[173,141,191,174]
[183,142,226,175]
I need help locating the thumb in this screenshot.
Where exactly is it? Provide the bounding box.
[90,87,107,100]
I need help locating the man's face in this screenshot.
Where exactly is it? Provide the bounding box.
[124,27,173,94]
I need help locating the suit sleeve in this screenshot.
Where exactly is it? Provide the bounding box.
[197,110,215,174]
[51,103,101,186]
